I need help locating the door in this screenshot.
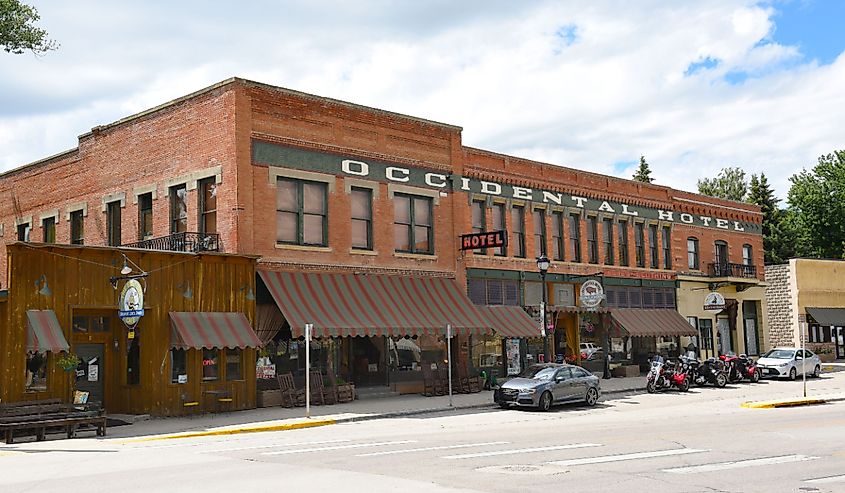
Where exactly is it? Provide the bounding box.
[552,367,575,402]
[743,319,759,356]
[717,318,732,355]
[75,343,105,405]
[836,327,845,359]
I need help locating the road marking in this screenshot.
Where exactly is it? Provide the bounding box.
[442,443,602,459]
[663,454,818,474]
[262,440,417,455]
[356,441,510,457]
[805,474,845,484]
[547,448,706,467]
[204,439,351,454]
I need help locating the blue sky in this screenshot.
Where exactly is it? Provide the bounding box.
[2,1,845,202]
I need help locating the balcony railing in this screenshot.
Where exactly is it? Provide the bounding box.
[707,262,756,278]
[122,232,220,253]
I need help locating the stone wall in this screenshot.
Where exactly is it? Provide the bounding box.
[765,263,794,347]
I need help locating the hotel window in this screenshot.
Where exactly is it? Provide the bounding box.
[715,240,729,275]
[587,216,599,264]
[602,218,614,265]
[351,187,373,250]
[202,348,219,381]
[511,205,525,258]
[492,203,506,256]
[687,237,700,270]
[533,209,546,257]
[42,217,56,243]
[25,352,48,391]
[277,178,328,247]
[551,211,564,261]
[198,177,217,235]
[569,214,582,262]
[169,184,188,234]
[472,200,487,254]
[107,201,122,246]
[634,223,645,267]
[138,192,153,240]
[742,244,753,266]
[170,349,187,384]
[618,220,629,266]
[662,226,672,269]
[393,193,433,254]
[648,224,659,268]
[70,210,84,245]
[226,348,242,381]
[17,222,31,242]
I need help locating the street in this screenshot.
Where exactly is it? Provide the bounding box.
[2,372,845,493]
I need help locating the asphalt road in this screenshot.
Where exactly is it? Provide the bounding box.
[2,373,845,493]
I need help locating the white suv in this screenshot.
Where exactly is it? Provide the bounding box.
[580,342,600,359]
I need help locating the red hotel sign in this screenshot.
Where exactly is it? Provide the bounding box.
[460,230,507,250]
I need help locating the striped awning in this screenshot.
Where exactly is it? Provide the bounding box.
[610,309,698,337]
[169,312,261,349]
[480,305,541,338]
[258,270,493,338]
[26,310,70,353]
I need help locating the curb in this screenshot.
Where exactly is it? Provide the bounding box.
[741,398,827,409]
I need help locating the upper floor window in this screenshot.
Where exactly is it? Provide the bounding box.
[169,184,188,234]
[42,217,56,243]
[533,209,546,257]
[742,244,753,266]
[618,220,629,267]
[351,187,373,250]
[662,226,672,269]
[551,211,564,261]
[107,201,122,246]
[138,192,153,240]
[198,177,217,235]
[472,200,487,255]
[277,178,328,246]
[16,222,30,242]
[394,193,432,254]
[492,203,506,256]
[602,218,614,265]
[634,222,645,268]
[687,237,699,270]
[70,210,84,245]
[569,214,582,263]
[648,224,659,269]
[587,216,599,264]
[511,205,525,258]
[715,240,729,266]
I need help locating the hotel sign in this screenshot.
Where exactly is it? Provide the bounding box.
[460,230,507,250]
[253,141,762,234]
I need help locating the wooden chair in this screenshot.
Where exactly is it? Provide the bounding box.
[276,372,305,407]
[461,365,482,393]
[318,372,338,405]
[180,393,200,417]
[421,364,441,396]
[308,371,326,406]
[450,363,471,394]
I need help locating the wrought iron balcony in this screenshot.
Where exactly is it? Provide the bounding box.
[122,232,220,253]
[707,262,756,278]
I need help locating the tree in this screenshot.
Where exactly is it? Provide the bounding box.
[747,173,801,263]
[787,150,845,259]
[632,155,653,183]
[1,0,58,55]
[697,167,748,201]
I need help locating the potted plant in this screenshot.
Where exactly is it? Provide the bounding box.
[56,352,81,372]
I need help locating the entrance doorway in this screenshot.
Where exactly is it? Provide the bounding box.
[75,343,105,405]
[835,327,845,360]
[350,336,386,387]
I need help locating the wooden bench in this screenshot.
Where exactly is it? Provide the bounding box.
[0,401,106,444]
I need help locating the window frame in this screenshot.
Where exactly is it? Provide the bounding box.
[70,210,84,245]
[169,184,188,234]
[393,192,433,254]
[634,222,645,267]
[138,192,154,240]
[276,177,329,247]
[742,244,753,266]
[533,208,546,257]
[170,348,187,384]
[687,237,700,270]
[662,226,672,269]
[106,201,122,246]
[551,211,564,261]
[198,177,217,235]
[42,217,56,243]
[202,348,220,382]
[17,222,31,242]
[587,216,599,264]
[511,205,525,258]
[25,351,49,392]
[471,199,488,255]
[492,203,507,257]
[569,213,582,263]
[617,220,629,266]
[602,217,614,265]
[351,187,373,250]
[715,240,729,272]
[648,224,659,269]
[225,348,243,381]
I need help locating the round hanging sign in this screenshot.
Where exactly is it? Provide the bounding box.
[119,279,145,328]
[703,292,726,311]
[579,279,604,308]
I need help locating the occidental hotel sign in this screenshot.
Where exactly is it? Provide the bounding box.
[253,141,762,234]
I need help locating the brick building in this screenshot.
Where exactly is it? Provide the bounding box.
[0,78,766,393]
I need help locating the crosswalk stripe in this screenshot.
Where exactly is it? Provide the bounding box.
[356,441,510,457]
[663,454,818,474]
[805,474,845,484]
[204,439,351,454]
[547,448,706,467]
[261,440,417,456]
[442,443,602,459]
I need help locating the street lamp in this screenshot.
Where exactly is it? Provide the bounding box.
[537,254,551,363]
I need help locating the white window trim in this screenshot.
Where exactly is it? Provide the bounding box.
[166,165,223,192]
[101,192,127,212]
[39,210,59,224]
[14,215,33,227]
[65,203,88,221]
[269,167,335,192]
[387,183,440,205]
[343,178,379,198]
[132,184,158,204]
[0,223,4,237]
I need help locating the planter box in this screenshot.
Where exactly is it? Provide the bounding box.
[257,389,283,408]
[611,365,640,378]
[819,352,836,363]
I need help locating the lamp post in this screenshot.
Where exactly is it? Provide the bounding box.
[537,254,551,363]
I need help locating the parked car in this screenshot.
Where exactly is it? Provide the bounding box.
[580,342,600,359]
[756,348,822,380]
[494,363,601,411]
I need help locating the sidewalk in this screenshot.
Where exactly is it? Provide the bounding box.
[112,376,647,441]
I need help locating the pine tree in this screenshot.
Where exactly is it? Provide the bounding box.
[632,155,653,183]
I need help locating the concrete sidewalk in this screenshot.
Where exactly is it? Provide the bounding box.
[113,376,647,442]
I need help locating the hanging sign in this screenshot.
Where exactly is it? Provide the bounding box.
[703,292,726,311]
[460,230,507,250]
[579,280,604,308]
[119,279,145,328]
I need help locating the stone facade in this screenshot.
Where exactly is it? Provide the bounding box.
[764,263,795,347]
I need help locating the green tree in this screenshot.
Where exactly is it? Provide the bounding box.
[1,0,57,54]
[787,150,845,259]
[747,173,802,263]
[632,155,653,183]
[697,167,748,201]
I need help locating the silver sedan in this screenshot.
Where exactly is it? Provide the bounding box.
[756,348,822,380]
[494,363,601,411]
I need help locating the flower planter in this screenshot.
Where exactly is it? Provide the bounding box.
[257,389,283,408]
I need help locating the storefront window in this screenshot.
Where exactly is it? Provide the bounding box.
[226,348,242,380]
[471,335,503,377]
[170,348,187,384]
[202,348,219,381]
[26,352,48,391]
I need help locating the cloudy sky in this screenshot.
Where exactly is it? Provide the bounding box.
[2,0,844,201]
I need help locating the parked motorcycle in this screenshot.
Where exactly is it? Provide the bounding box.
[682,356,728,388]
[719,353,761,383]
[646,355,690,393]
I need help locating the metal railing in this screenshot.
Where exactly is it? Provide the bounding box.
[707,262,756,278]
[122,232,220,253]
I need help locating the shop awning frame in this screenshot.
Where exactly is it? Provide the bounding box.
[806,307,845,327]
[610,308,698,338]
[26,310,70,353]
[479,305,541,339]
[169,312,261,349]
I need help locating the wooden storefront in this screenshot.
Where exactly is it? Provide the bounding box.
[0,242,259,416]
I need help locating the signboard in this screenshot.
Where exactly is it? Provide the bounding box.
[118,279,144,328]
[579,280,604,308]
[460,230,507,250]
[506,339,521,376]
[703,292,726,311]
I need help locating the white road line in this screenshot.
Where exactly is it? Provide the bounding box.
[262,440,417,456]
[204,439,352,454]
[663,454,818,474]
[547,448,707,467]
[356,441,510,457]
[442,443,602,460]
[805,474,845,484]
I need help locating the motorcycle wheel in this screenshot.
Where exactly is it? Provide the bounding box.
[694,376,705,387]
[715,373,727,388]
[750,368,761,383]
[646,381,657,393]
[678,378,690,392]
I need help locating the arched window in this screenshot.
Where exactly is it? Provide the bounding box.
[742,244,753,266]
[687,237,699,270]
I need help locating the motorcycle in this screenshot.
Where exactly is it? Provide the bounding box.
[646,355,690,393]
[683,356,728,388]
[719,353,761,383]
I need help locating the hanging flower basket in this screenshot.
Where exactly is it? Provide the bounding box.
[56,352,81,372]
